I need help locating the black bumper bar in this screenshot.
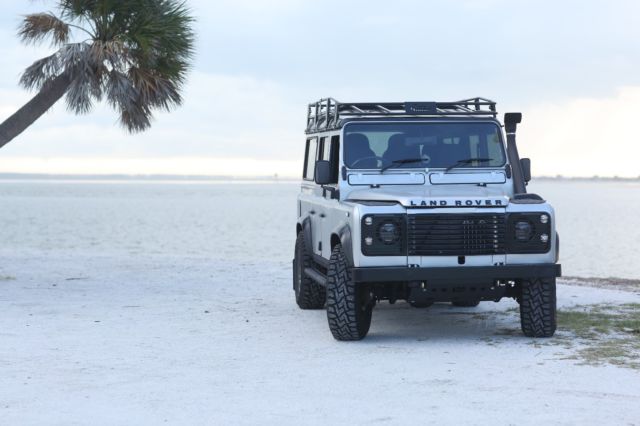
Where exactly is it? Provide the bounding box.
[351,263,561,283]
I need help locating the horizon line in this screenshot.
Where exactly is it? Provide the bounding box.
[0,173,637,182]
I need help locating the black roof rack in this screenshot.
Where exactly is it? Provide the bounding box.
[306,97,497,133]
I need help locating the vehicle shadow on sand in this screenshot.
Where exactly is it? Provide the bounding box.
[362,301,524,343]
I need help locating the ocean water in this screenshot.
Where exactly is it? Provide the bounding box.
[0,179,638,279]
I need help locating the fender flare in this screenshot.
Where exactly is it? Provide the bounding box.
[302,216,313,255]
[336,225,354,267]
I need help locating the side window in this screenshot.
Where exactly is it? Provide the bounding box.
[330,135,340,183]
[320,136,331,160]
[303,137,318,180]
[311,135,339,184]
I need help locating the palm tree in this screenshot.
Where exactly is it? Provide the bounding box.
[0,0,195,149]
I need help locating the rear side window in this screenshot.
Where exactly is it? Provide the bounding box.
[303,137,318,180]
[318,135,340,184]
[320,136,331,161]
[330,135,340,183]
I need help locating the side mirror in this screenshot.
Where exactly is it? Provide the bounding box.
[520,158,531,182]
[314,160,331,185]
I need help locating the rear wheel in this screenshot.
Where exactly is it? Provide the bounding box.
[452,300,480,307]
[326,244,372,341]
[520,278,556,337]
[293,232,326,309]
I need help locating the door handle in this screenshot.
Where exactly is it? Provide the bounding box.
[319,213,326,218]
[309,210,316,215]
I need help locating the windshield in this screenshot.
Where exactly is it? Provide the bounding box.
[344,122,506,170]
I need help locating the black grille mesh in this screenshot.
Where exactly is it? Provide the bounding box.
[408,214,506,256]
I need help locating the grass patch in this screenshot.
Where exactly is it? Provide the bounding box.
[0,275,16,281]
[557,303,640,369]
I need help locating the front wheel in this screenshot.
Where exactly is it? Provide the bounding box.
[326,244,372,341]
[520,278,557,337]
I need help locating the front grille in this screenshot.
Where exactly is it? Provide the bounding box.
[408,214,506,256]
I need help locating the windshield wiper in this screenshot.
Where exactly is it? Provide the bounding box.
[380,158,425,173]
[444,157,494,172]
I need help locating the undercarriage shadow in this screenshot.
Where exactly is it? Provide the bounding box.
[361,300,522,343]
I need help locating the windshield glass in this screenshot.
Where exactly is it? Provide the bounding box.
[344,122,506,170]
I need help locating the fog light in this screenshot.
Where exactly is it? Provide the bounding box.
[514,221,533,241]
[540,214,549,224]
[365,237,373,246]
[364,217,373,226]
[378,222,399,244]
[540,233,549,243]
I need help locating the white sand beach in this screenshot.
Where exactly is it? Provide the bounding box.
[1,180,639,425]
[1,253,639,425]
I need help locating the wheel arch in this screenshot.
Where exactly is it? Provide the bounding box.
[331,224,354,267]
[298,216,313,255]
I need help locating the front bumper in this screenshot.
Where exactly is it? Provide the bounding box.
[351,263,561,283]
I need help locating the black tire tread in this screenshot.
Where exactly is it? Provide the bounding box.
[326,244,372,341]
[520,277,557,337]
[294,232,326,309]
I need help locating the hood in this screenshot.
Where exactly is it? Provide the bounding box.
[346,186,510,208]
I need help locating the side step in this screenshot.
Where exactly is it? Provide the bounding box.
[304,267,327,287]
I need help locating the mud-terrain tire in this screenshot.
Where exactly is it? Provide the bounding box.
[409,300,434,308]
[452,300,480,307]
[293,232,326,309]
[520,278,556,337]
[326,244,372,341]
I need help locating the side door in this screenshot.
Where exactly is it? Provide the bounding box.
[317,135,341,259]
[299,136,323,256]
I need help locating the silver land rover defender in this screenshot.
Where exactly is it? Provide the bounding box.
[293,98,561,341]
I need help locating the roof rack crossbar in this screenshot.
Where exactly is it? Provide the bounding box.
[305,97,498,133]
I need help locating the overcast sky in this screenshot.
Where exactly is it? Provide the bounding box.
[1,0,639,177]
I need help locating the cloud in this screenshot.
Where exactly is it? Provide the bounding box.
[519,86,640,178]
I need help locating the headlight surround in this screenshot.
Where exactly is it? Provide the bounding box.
[361,214,406,256]
[507,213,552,253]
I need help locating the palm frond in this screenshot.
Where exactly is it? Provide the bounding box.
[89,39,128,71]
[105,69,152,132]
[18,13,70,46]
[105,70,136,110]
[128,67,181,111]
[65,75,101,114]
[19,53,63,90]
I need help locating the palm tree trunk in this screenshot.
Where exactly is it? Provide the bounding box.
[0,73,72,149]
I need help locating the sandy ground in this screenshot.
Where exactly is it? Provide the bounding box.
[1,252,640,426]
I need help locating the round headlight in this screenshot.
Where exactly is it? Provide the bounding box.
[540,233,549,243]
[514,221,533,241]
[378,222,399,244]
[364,216,373,226]
[540,214,549,224]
